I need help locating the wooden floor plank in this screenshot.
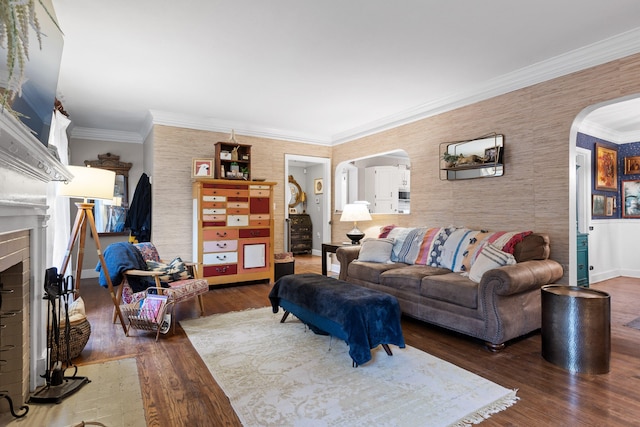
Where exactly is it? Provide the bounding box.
[75,254,640,426]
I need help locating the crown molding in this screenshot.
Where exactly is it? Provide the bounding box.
[579,119,640,144]
[70,126,144,144]
[149,110,332,146]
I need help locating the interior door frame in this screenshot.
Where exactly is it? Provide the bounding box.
[284,154,331,255]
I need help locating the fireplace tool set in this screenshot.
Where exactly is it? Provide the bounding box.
[28,267,89,404]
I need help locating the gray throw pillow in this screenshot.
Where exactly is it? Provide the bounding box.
[357,238,395,263]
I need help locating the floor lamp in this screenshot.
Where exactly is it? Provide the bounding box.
[59,165,127,333]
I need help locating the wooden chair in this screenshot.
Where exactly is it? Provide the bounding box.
[112,242,208,332]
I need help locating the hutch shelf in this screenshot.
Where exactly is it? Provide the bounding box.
[214,141,252,180]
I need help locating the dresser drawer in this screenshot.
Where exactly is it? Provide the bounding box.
[202,195,226,202]
[201,201,226,209]
[249,189,270,198]
[227,202,249,209]
[239,228,270,238]
[204,251,238,265]
[203,264,237,277]
[203,240,238,253]
[226,207,250,215]
[202,214,226,222]
[203,229,239,240]
[203,208,226,215]
[227,215,249,226]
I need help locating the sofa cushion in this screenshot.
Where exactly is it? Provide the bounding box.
[438,228,474,271]
[468,243,516,283]
[421,273,479,309]
[348,260,406,284]
[357,238,394,263]
[380,265,451,293]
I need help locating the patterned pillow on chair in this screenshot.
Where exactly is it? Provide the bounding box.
[146,257,192,282]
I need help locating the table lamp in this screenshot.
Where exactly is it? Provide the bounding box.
[340,203,372,244]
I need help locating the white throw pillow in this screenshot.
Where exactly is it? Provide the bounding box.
[468,244,516,283]
[357,238,395,263]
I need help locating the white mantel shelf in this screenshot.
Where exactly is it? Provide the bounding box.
[0,110,72,183]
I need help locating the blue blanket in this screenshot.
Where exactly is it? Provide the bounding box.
[269,273,405,365]
[95,242,150,292]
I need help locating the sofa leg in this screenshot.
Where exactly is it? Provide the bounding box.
[485,342,506,352]
[280,311,291,323]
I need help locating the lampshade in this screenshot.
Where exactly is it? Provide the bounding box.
[60,166,116,200]
[340,203,372,244]
[340,203,372,223]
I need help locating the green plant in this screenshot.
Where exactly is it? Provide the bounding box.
[0,0,60,115]
[441,152,461,164]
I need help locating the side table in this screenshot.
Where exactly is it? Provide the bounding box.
[321,242,354,276]
[541,285,610,374]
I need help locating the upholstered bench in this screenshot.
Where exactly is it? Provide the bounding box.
[268,273,405,366]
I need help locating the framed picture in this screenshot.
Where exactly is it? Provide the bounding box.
[192,158,213,178]
[624,156,640,174]
[484,146,501,163]
[592,194,605,216]
[622,180,640,218]
[314,178,323,194]
[595,143,617,191]
[605,196,614,216]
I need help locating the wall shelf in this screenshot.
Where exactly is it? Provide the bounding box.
[439,133,504,180]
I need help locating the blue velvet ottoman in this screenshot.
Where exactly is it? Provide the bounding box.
[268,273,405,366]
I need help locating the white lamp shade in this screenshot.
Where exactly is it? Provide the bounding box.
[61,166,116,200]
[340,203,372,222]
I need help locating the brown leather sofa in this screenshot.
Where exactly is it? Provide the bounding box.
[336,232,564,350]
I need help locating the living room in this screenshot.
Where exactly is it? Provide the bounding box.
[3,1,640,425]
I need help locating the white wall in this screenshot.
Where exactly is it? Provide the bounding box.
[589,219,640,283]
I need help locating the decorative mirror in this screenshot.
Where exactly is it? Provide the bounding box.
[288,175,303,208]
[85,153,132,235]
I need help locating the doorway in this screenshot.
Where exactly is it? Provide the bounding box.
[284,154,331,256]
[570,94,640,285]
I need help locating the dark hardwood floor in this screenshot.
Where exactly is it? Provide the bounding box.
[76,255,640,426]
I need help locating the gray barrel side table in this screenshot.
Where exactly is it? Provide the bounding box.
[541,285,610,374]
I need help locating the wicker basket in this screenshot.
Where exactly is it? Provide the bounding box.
[49,318,91,362]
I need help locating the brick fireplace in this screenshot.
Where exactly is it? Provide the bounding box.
[0,111,71,414]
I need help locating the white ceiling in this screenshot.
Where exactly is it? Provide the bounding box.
[50,0,640,145]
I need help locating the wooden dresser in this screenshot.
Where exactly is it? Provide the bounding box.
[193,179,276,286]
[289,214,312,254]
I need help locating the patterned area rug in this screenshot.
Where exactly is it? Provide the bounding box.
[0,358,145,427]
[182,307,518,426]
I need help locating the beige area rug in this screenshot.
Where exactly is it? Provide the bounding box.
[0,358,145,427]
[181,307,518,427]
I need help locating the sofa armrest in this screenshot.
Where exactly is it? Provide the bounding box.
[481,259,564,296]
[336,246,362,281]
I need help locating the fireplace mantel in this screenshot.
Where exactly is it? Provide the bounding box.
[0,110,72,184]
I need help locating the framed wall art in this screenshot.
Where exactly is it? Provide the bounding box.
[624,156,640,174]
[592,194,605,216]
[595,143,617,191]
[314,178,323,194]
[192,158,214,178]
[622,180,640,218]
[605,196,614,217]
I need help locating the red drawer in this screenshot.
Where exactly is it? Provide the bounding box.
[250,197,270,214]
[239,228,270,238]
[203,264,238,277]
